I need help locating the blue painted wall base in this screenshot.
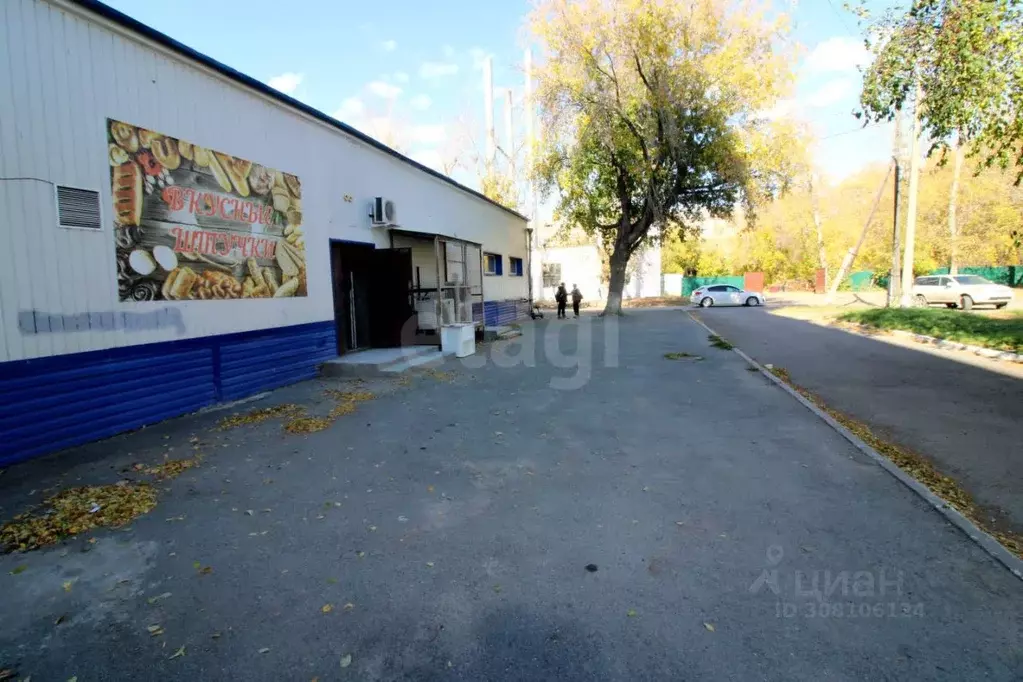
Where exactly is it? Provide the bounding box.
[0,301,529,466]
[0,320,337,466]
[473,299,532,327]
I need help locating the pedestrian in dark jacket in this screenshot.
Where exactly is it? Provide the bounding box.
[555,283,568,319]
[571,284,583,317]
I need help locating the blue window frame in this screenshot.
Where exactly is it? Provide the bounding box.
[509,257,523,277]
[484,252,503,276]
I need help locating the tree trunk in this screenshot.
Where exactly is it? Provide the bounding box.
[603,244,629,316]
[948,137,964,275]
[809,174,827,287]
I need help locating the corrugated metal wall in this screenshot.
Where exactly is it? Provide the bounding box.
[218,322,336,401]
[0,321,335,465]
[0,0,531,463]
[474,300,531,327]
[0,0,528,366]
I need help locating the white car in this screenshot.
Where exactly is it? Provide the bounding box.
[691,284,765,308]
[911,274,1014,310]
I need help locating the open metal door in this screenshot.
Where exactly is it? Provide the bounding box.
[368,247,414,348]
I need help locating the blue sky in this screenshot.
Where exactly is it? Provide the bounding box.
[103,0,897,196]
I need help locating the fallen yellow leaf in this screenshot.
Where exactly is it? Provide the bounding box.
[704,622,715,632]
[169,646,185,660]
[321,604,333,614]
[63,581,73,593]
[1,484,158,552]
[340,654,352,668]
[147,592,172,604]
[343,603,355,611]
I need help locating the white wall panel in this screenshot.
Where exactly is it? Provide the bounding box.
[0,0,528,363]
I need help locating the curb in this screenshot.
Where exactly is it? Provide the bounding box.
[688,312,1023,582]
[830,321,1023,364]
[885,328,1023,364]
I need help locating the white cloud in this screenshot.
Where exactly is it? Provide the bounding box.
[420,61,459,78]
[333,96,365,120]
[368,80,402,99]
[410,94,432,111]
[805,37,871,74]
[757,78,855,121]
[411,124,446,145]
[267,72,304,95]
[469,47,492,71]
[442,44,455,58]
[381,39,397,52]
[393,71,410,84]
[804,78,855,108]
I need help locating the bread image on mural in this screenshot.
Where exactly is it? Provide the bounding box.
[109,118,307,302]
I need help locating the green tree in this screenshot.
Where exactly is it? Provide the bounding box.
[480,169,519,211]
[530,0,797,314]
[858,0,1023,180]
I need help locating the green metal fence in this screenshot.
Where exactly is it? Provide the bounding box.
[679,276,745,296]
[846,271,877,291]
[929,266,1022,286]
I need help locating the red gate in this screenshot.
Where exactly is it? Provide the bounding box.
[744,271,765,292]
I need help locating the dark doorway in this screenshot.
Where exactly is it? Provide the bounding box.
[329,241,414,353]
[368,247,414,348]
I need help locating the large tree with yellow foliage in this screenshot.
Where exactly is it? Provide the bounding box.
[530,0,799,314]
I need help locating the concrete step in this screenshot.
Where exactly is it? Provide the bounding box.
[483,325,523,341]
[320,346,445,378]
[378,350,446,374]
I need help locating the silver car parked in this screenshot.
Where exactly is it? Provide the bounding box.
[911,274,1013,310]
[691,284,765,308]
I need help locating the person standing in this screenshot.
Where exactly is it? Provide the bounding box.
[571,284,583,318]
[555,282,568,319]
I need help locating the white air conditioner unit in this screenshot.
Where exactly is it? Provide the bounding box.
[370,197,397,225]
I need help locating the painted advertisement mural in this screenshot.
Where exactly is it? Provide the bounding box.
[109,119,307,302]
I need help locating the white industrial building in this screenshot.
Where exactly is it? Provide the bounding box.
[0,0,531,464]
[539,243,662,302]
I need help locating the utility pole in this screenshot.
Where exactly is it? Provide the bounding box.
[899,82,923,307]
[524,47,541,302]
[504,88,514,176]
[827,164,893,300]
[888,110,902,307]
[482,57,495,174]
[948,131,964,275]
[524,48,534,219]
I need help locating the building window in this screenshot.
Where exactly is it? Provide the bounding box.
[509,257,523,277]
[542,263,561,288]
[484,253,503,276]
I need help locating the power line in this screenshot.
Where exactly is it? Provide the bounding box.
[825,0,856,35]
[820,122,885,140]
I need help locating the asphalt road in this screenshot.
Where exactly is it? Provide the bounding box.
[1,310,1020,681]
[694,305,1023,536]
